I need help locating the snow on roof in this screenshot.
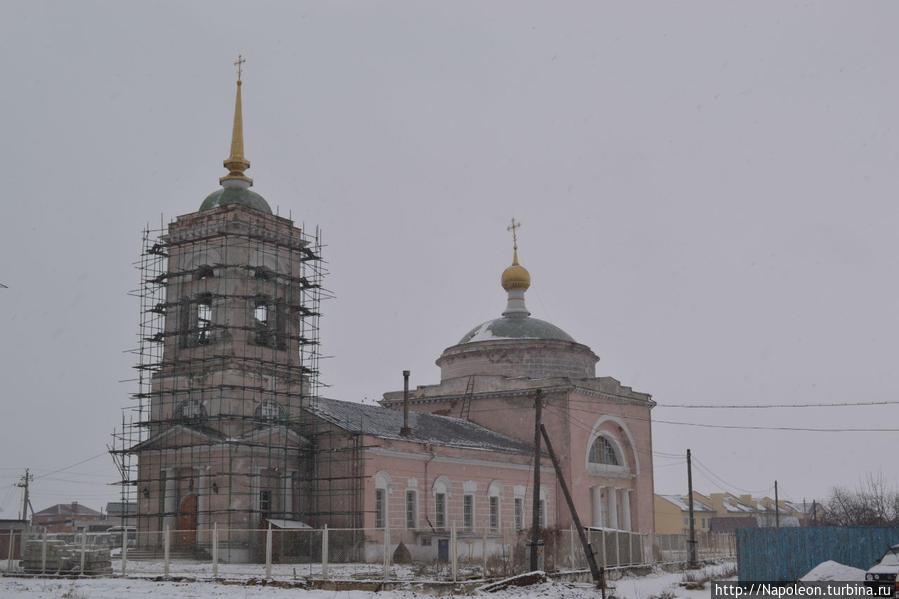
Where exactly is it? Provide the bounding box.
[659,495,714,512]
[34,503,102,517]
[721,496,757,513]
[308,397,534,455]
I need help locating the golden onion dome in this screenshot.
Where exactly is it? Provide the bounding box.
[501,250,531,291]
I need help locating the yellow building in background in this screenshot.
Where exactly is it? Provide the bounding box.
[654,493,716,535]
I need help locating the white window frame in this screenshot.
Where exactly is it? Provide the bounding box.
[487,481,503,531]
[432,476,450,531]
[374,471,391,529]
[405,489,418,530]
[463,494,474,531]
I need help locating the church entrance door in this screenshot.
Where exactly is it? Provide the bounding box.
[177,494,198,549]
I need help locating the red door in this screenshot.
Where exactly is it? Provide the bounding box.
[178,495,198,549]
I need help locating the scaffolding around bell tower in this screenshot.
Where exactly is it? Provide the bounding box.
[110,206,363,562]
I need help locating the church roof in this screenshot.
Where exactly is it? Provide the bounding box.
[454,222,576,346]
[308,397,533,455]
[200,187,272,214]
[458,316,575,344]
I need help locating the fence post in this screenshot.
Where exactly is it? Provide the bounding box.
[212,522,218,578]
[451,521,457,583]
[265,522,273,579]
[120,526,127,576]
[614,530,620,567]
[41,529,47,575]
[482,525,488,577]
[600,530,607,568]
[321,524,328,578]
[383,527,390,580]
[163,524,170,578]
[6,530,13,573]
[569,525,575,570]
[628,532,633,565]
[80,530,87,574]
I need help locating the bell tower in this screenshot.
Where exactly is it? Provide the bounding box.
[114,59,325,562]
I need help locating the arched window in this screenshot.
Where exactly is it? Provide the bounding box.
[488,481,503,531]
[195,265,214,280]
[174,399,207,424]
[588,436,620,466]
[432,476,450,530]
[254,400,286,422]
[374,471,391,529]
[196,295,213,345]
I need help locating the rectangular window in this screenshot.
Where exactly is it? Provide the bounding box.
[683,517,688,526]
[538,499,545,528]
[254,301,271,346]
[197,299,212,344]
[375,488,385,529]
[435,493,446,529]
[514,498,523,531]
[406,490,417,529]
[259,490,271,515]
[463,494,474,530]
[489,496,499,530]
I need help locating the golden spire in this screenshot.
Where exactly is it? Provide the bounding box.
[220,55,253,187]
[501,218,531,292]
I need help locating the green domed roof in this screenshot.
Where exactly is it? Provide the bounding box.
[458,316,575,344]
[200,187,272,214]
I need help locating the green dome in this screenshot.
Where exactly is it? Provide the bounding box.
[200,187,272,214]
[458,316,575,344]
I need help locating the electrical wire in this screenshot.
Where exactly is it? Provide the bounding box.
[655,400,899,409]
[32,451,109,481]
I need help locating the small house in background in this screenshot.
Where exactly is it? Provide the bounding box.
[654,493,716,534]
[32,502,103,533]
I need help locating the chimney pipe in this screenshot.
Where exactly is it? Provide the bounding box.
[401,370,412,436]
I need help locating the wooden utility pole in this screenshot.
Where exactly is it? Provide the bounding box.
[686,450,697,568]
[17,469,32,522]
[774,480,780,528]
[530,389,543,571]
[540,424,605,592]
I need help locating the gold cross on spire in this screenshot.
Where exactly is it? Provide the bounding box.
[507,218,521,264]
[507,218,521,250]
[234,54,246,84]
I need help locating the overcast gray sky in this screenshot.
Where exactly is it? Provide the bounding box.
[1,1,897,514]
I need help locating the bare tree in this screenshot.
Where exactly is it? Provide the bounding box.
[816,473,899,526]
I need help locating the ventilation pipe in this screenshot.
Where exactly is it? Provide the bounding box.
[400,370,412,436]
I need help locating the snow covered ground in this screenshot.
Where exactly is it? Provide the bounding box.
[0,561,736,599]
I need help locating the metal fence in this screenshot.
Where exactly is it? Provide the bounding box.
[736,526,899,582]
[2,526,731,581]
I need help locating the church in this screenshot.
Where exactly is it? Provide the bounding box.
[116,62,656,564]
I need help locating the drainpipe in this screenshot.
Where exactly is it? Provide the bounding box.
[400,370,412,436]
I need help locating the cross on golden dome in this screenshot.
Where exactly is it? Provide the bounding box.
[501,218,531,292]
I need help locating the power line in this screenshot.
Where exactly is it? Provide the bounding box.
[692,456,774,495]
[32,451,109,481]
[656,400,899,409]
[559,401,899,433]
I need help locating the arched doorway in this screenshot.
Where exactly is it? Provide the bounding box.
[178,494,198,549]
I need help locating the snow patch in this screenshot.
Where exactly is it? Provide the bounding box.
[800,561,866,582]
